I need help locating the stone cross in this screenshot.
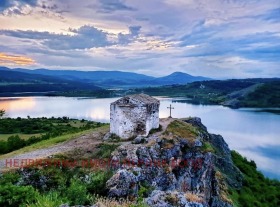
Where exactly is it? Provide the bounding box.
[167,104,174,118]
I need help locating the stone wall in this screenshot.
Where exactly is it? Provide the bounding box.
[110,101,159,139]
[145,103,160,134]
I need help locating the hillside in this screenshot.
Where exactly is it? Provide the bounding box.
[0,67,103,96]
[13,67,154,87]
[0,117,279,207]
[135,79,280,108]
[235,81,280,108]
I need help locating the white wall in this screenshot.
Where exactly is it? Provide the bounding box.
[110,101,159,139]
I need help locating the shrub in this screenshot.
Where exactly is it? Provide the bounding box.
[65,178,89,205]
[0,184,37,207]
[201,142,216,153]
[27,191,69,207]
[7,135,26,151]
[0,140,8,154]
[86,170,113,196]
[138,182,154,201]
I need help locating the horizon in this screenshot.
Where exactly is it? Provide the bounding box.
[2,66,280,79]
[0,0,280,79]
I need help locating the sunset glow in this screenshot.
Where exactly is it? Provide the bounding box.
[0,52,35,66]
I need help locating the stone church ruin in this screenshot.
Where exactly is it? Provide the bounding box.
[110,94,160,139]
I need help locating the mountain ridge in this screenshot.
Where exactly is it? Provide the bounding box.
[0,66,211,88]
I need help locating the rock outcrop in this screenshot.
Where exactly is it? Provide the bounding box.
[105,117,243,207]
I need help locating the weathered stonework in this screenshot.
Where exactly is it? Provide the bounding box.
[110,94,160,139]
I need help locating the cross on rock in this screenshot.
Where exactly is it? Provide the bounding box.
[167,104,174,118]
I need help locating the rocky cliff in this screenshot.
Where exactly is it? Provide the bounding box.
[104,117,243,207]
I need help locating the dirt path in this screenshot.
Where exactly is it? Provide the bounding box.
[0,127,108,171]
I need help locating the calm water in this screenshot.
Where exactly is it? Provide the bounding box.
[0,96,279,179]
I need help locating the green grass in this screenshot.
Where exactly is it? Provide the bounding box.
[201,141,216,153]
[0,125,108,160]
[93,143,119,159]
[149,124,163,135]
[164,120,198,143]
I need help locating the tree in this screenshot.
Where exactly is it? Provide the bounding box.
[0,109,5,118]
[7,135,26,152]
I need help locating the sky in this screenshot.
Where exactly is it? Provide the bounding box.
[0,0,279,78]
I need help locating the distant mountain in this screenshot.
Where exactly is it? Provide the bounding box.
[0,67,210,88]
[6,67,210,88]
[12,68,155,87]
[0,67,10,71]
[151,72,211,85]
[0,68,68,83]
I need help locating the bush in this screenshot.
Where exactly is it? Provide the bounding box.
[0,184,37,207]
[6,135,26,152]
[65,178,89,205]
[27,191,69,207]
[0,140,8,154]
[86,170,113,195]
[0,172,20,185]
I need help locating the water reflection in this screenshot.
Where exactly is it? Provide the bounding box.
[0,97,36,112]
[0,96,279,179]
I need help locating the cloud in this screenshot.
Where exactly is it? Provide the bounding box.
[0,26,112,50]
[118,26,141,44]
[0,52,35,65]
[0,0,280,78]
[177,16,280,63]
[96,0,136,13]
[0,25,144,50]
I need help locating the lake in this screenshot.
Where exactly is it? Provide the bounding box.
[0,96,279,179]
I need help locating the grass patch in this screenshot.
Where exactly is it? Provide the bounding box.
[93,143,119,159]
[215,171,233,205]
[185,192,203,203]
[164,120,198,143]
[161,138,175,149]
[107,133,122,142]
[149,125,163,135]
[201,141,216,153]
